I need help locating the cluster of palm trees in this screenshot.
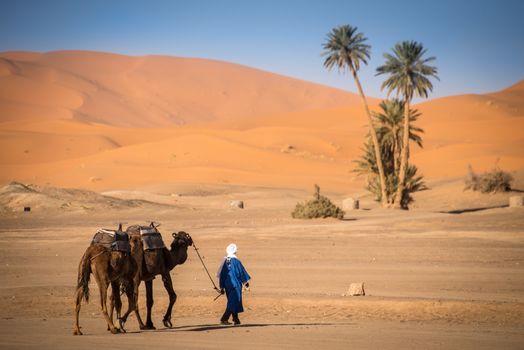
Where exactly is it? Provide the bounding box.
[322,25,439,209]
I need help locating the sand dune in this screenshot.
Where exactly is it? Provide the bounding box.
[412,82,524,176]
[0,50,523,192]
[0,50,360,127]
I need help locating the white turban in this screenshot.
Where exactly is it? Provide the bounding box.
[226,243,237,257]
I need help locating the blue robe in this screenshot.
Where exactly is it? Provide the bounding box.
[219,257,250,313]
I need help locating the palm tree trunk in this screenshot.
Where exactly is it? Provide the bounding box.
[393,99,411,209]
[393,140,399,174]
[350,66,389,206]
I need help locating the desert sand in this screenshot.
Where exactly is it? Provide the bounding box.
[0,51,523,349]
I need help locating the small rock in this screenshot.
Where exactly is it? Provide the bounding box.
[342,198,359,210]
[280,145,295,153]
[230,200,244,209]
[346,282,365,296]
[509,196,524,207]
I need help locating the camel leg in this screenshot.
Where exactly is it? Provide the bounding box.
[119,279,136,332]
[108,281,122,331]
[93,266,120,334]
[108,291,114,331]
[161,272,177,328]
[73,286,84,335]
[144,279,155,329]
[132,276,147,330]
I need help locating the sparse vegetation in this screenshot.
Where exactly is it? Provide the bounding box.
[292,184,345,219]
[355,100,427,209]
[465,165,513,193]
[322,29,438,210]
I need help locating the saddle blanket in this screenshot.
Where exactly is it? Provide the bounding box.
[140,226,166,250]
[91,229,131,253]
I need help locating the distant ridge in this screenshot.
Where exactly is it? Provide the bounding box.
[0,50,365,127]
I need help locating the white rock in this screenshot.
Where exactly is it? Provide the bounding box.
[342,198,359,210]
[230,200,244,209]
[347,282,365,296]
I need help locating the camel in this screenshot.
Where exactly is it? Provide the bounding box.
[73,228,137,335]
[122,223,193,330]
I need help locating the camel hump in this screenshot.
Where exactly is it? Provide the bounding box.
[125,225,141,236]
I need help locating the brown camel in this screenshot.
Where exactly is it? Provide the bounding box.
[121,223,193,330]
[73,228,137,335]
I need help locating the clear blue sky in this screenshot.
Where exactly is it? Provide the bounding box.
[1,0,523,100]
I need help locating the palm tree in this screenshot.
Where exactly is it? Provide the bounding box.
[322,25,389,207]
[355,100,425,207]
[374,99,423,173]
[376,41,438,208]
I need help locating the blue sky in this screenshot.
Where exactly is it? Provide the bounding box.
[1,0,523,100]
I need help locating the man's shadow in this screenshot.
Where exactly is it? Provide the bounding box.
[153,322,355,332]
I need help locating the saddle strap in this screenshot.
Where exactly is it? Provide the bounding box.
[90,250,109,261]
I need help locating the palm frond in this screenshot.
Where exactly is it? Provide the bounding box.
[376,41,438,100]
[322,25,370,74]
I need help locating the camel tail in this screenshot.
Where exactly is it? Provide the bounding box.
[76,251,91,303]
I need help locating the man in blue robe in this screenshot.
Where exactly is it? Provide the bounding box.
[217,243,251,325]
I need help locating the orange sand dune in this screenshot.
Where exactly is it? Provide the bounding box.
[0,50,361,127]
[413,81,524,176]
[0,50,523,191]
[0,120,358,191]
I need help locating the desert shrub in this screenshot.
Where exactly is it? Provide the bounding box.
[354,137,426,209]
[364,164,426,208]
[292,185,345,219]
[464,165,513,193]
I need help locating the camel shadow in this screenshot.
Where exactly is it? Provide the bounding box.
[153,322,355,332]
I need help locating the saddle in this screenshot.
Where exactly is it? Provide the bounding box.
[91,228,131,253]
[127,225,173,275]
[139,226,166,250]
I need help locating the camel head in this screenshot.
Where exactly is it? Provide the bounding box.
[171,231,193,248]
[128,233,143,257]
[170,231,193,265]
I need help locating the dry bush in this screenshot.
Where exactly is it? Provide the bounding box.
[292,184,345,219]
[465,165,513,193]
